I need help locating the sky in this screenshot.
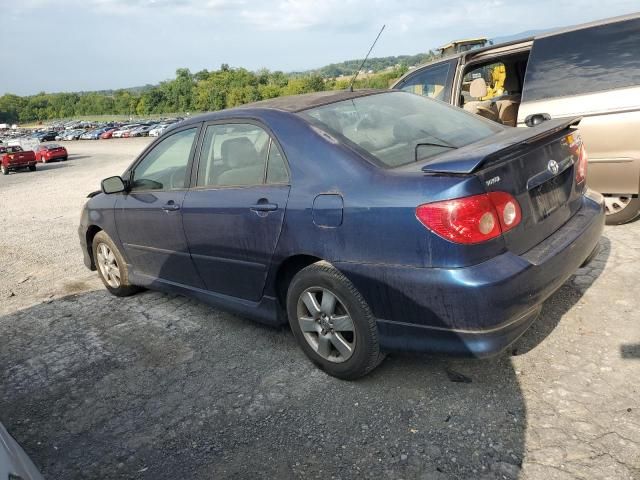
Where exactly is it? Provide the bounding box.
[0,0,638,96]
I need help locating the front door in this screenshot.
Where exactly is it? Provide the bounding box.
[182,122,291,301]
[115,126,204,288]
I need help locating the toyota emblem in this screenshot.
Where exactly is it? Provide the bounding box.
[547,160,559,175]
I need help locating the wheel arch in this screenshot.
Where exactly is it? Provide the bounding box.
[85,225,103,269]
[273,254,324,311]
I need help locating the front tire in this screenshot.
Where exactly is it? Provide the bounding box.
[28,165,36,171]
[1,165,9,175]
[604,195,640,225]
[286,261,384,380]
[92,231,141,297]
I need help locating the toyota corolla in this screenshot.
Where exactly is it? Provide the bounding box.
[79,90,604,379]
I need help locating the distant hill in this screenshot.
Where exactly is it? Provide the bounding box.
[294,52,437,78]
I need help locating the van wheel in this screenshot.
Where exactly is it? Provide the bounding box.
[286,261,384,380]
[604,195,640,225]
[92,231,141,297]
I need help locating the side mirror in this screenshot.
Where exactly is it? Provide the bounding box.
[524,113,551,127]
[101,175,126,194]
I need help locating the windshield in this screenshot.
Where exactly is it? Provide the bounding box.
[301,91,501,168]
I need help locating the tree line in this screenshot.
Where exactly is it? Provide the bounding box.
[0,64,409,124]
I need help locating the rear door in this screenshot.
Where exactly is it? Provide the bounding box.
[518,17,640,195]
[182,121,291,301]
[115,125,204,287]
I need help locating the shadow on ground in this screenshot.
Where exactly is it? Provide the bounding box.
[511,235,610,356]
[0,238,609,480]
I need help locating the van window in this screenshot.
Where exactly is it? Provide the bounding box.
[462,62,507,101]
[522,17,640,102]
[396,60,456,103]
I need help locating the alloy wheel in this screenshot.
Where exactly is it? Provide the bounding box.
[604,195,632,216]
[96,242,121,288]
[297,287,356,363]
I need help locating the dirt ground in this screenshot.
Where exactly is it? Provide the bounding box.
[0,138,638,480]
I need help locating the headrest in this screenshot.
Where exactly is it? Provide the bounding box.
[503,73,519,94]
[469,78,488,98]
[221,137,259,168]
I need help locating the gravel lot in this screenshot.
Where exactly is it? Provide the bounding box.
[0,138,638,480]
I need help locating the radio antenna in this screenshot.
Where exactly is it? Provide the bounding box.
[349,24,386,92]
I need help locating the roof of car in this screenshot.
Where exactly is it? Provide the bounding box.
[234,88,384,113]
[174,89,387,131]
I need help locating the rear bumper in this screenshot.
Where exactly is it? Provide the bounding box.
[336,191,605,357]
[5,161,36,169]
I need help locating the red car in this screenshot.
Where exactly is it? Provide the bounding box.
[0,146,37,175]
[34,143,68,163]
[100,128,118,139]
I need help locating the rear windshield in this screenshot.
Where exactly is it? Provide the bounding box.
[300,92,500,168]
[523,17,640,102]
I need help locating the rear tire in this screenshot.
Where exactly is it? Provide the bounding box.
[92,231,141,297]
[1,165,9,175]
[286,261,384,380]
[28,165,36,171]
[604,195,640,225]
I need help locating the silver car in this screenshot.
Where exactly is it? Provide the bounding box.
[0,423,43,480]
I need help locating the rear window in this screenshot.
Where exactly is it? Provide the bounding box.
[523,17,640,102]
[300,92,500,168]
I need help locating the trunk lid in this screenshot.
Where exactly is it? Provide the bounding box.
[421,118,585,255]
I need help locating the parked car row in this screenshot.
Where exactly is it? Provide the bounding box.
[3,118,185,147]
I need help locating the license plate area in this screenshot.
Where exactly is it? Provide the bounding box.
[530,167,572,220]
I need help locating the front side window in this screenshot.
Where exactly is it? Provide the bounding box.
[395,60,455,102]
[301,92,501,169]
[197,123,288,187]
[523,18,640,102]
[130,127,197,191]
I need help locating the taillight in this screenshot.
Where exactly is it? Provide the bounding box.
[488,191,522,231]
[576,144,588,184]
[416,192,522,244]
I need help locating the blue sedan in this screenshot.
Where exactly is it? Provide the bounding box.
[79,89,604,379]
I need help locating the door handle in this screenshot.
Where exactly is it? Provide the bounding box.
[250,203,278,212]
[162,202,181,212]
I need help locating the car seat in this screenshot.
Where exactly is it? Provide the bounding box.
[494,74,521,127]
[216,138,264,186]
[463,78,499,122]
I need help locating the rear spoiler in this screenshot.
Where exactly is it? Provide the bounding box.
[421,117,581,174]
